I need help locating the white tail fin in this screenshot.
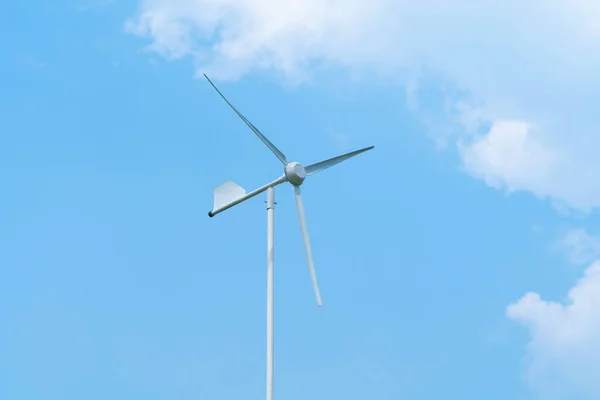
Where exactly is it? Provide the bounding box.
[208,176,287,218]
[213,181,246,212]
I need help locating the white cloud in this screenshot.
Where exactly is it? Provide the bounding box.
[507,261,600,399]
[561,229,600,265]
[459,120,555,195]
[126,0,600,210]
[125,0,398,81]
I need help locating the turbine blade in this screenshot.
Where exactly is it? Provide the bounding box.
[305,146,374,176]
[204,74,287,164]
[293,185,322,307]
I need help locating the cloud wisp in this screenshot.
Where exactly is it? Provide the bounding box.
[508,260,600,399]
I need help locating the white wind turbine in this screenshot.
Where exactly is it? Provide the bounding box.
[204,74,374,400]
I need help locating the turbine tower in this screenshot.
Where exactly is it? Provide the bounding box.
[204,74,374,400]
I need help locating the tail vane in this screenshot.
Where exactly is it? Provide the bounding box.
[212,181,246,213]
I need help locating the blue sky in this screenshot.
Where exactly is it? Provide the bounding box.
[3,1,600,400]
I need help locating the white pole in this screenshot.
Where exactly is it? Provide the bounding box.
[266,187,275,400]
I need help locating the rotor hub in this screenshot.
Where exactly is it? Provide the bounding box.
[285,162,306,186]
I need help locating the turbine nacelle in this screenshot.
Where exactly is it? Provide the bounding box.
[284,162,306,186]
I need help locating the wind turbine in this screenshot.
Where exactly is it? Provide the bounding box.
[204,74,373,400]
